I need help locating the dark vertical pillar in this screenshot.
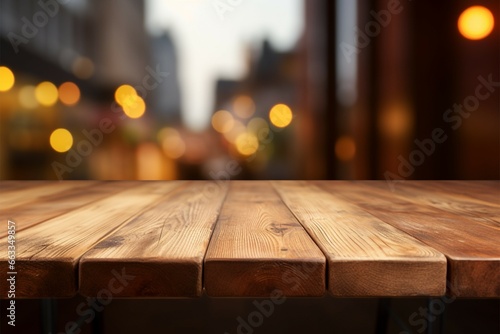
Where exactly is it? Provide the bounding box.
[325,0,338,179]
[411,0,458,179]
[366,0,381,179]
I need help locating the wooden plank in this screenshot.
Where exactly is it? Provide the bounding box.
[317,181,500,297]
[423,181,500,205]
[377,181,500,225]
[273,181,446,297]
[0,181,139,238]
[0,181,48,191]
[79,181,228,298]
[0,181,97,210]
[0,182,184,298]
[205,181,327,297]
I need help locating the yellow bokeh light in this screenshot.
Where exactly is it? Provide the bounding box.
[223,120,246,143]
[136,143,165,180]
[269,104,293,128]
[123,95,146,119]
[50,128,73,153]
[212,110,235,134]
[0,66,15,92]
[235,132,259,156]
[157,127,180,142]
[115,85,137,106]
[233,95,255,119]
[58,82,80,106]
[35,81,59,107]
[458,6,494,40]
[247,117,269,134]
[18,86,39,109]
[158,127,186,159]
[335,136,356,162]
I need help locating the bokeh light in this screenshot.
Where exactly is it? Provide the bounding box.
[122,95,146,119]
[212,110,235,134]
[378,103,413,139]
[18,86,39,109]
[458,6,494,40]
[0,66,15,92]
[235,132,259,156]
[35,81,59,107]
[58,82,81,106]
[158,127,186,159]
[335,136,356,161]
[136,143,165,180]
[72,57,95,79]
[223,120,246,143]
[233,95,256,119]
[247,117,269,134]
[115,85,137,106]
[50,128,73,153]
[269,104,293,128]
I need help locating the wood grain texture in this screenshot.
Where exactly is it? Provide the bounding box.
[273,181,446,297]
[421,181,500,205]
[0,182,183,298]
[0,181,97,210]
[375,181,500,226]
[317,181,500,297]
[204,181,326,297]
[0,181,139,238]
[0,180,497,299]
[80,181,228,298]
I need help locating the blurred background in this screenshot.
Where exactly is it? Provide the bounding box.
[0,0,498,181]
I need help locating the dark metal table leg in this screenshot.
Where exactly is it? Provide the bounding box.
[426,298,445,334]
[91,304,104,334]
[375,298,391,334]
[41,299,57,334]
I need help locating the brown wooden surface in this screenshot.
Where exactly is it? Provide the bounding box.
[274,181,446,297]
[0,181,137,238]
[420,181,500,205]
[0,181,97,210]
[80,182,227,297]
[317,181,500,297]
[379,181,500,225]
[0,181,498,298]
[0,182,183,298]
[204,181,326,297]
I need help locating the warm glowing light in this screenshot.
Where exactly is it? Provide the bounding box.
[50,128,73,153]
[235,132,259,156]
[458,6,494,40]
[233,95,255,119]
[35,81,59,107]
[18,86,38,109]
[0,66,15,92]
[335,136,356,161]
[58,82,80,106]
[269,104,293,128]
[379,103,413,139]
[223,120,246,143]
[158,127,186,159]
[122,95,146,119]
[72,57,95,79]
[247,117,269,134]
[136,143,165,180]
[115,85,137,106]
[212,110,235,133]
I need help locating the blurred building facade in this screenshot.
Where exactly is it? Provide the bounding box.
[211,40,301,179]
[0,0,498,181]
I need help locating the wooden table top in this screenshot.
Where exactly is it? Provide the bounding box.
[0,181,498,299]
